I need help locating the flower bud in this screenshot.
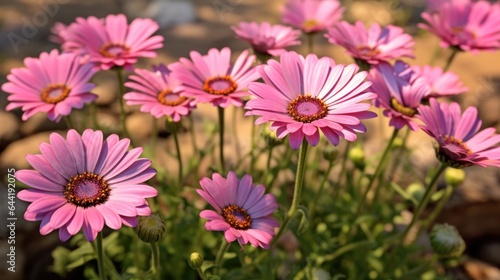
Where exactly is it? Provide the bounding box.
[430,223,465,258]
[407,182,425,202]
[392,137,404,149]
[261,126,284,147]
[134,213,166,243]
[444,167,465,187]
[188,252,204,269]
[322,146,339,162]
[348,146,365,170]
[165,116,182,133]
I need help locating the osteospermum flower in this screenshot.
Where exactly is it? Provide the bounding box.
[368,61,431,131]
[62,14,164,70]
[417,98,500,168]
[124,64,194,121]
[245,51,377,150]
[412,65,468,99]
[49,22,68,44]
[281,0,344,34]
[419,0,500,52]
[169,47,259,108]
[325,21,415,66]
[197,171,279,249]
[231,21,301,57]
[1,49,97,122]
[16,129,158,242]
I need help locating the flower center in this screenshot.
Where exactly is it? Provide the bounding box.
[443,135,471,155]
[355,45,381,57]
[451,26,477,43]
[302,19,319,30]
[288,95,328,123]
[64,172,110,208]
[203,76,238,95]
[390,98,418,117]
[99,43,130,58]
[41,84,71,104]
[221,205,252,230]
[157,89,187,106]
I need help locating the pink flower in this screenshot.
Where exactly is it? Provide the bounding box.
[16,129,158,241]
[417,98,500,168]
[281,0,344,33]
[245,51,377,150]
[124,64,194,121]
[1,49,97,122]
[49,22,68,44]
[197,171,279,249]
[419,0,500,52]
[231,21,301,57]
[325,21,415,65]
[412,65,468,99]
[62,14,164,70]
[368,61,430,131]
[169,47,259,108]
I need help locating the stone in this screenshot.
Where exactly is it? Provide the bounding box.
[19,113,66,136]
[0,111,20,150]
[0,132,52,170]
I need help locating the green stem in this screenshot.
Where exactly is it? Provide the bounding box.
[95,232,106,280]
[115,67,134,145]
[214,238,230,276]
[217,107,225,173]
[196,268,208,280]
[151,117,158,162]
[337,141,351,188]
[188,114,198,154]
[91,103,101,130]
[262,145,274,185]
[309,158,335,218]
[232,107,242,164]
[421,184,454,231]
[443,48,459,72]
[400,163,448,243]
[150,242,160,279]
[306,33,315,54]
[63,115,75,130]
[172,129,183,185]
[249,115,256,174]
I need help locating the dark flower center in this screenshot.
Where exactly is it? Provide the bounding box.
[288,95,328,123]
[157,89,187,106]
[41,84,71,104]
[451,27,477,44]
[221,205,252,230]
[100,43,130,58]
[355,45,380,57]
[203,76,238,95]
[390,98,418,117]
[435,135,473,168]
[64,172,110,208]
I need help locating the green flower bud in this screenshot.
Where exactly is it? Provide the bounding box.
[322,146,339,162]
[188,252,204,269]
[348,146,365,170]
[392,137,404,149]
[430,224,466,258]
[261,126,284,147]
[165,117,182,133]
[134,213,166,243]
[407,182,425,202]
[444,167,465,187]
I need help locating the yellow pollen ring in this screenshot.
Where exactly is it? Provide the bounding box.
[287,94,328,123]
[41,84,71,104]
[390,98,418,117]
[203,76,238,95]
[157,89,187,106]
[221,204,252,230]
[99,42,130,58]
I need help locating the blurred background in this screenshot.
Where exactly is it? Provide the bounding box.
[0,0,499,279]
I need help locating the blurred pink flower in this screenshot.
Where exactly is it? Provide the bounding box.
[49,22,68,44]
[231,21,301,57]
[281,0,344,33]
[245,51,377,150]
[197,171,279,249]
[16,129,158,241]
[419,0,500,52]
[124,64,194,121]
[417,98,500,168]
[412,65,468,99]
[369,61,430,131]
[325,21,415,65]
[1,49,97,122]
[169,47,259,108]
[62,14,164,70]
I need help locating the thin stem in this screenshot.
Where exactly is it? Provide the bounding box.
[309,158,335,218]
[115,67,134,145]
[443,48,459,72]
[95,232,106,280]
[91,103,101,130]
[188,114,198,154]
[151,117,158,162]
[232,107,242,164]
[196,268,208,280]
[262,145,274,185]
[150,242,160,279]
[214,238,230,276]
[217,107,225,173]
[400,163,448,244]
[249,115,256,174]
[337,141,351,188]
[172,129,183,185]
[306,33,315,54]
[63,115,75,130]
[421,184,454,231]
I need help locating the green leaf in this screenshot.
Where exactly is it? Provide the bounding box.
[296,206,310,235]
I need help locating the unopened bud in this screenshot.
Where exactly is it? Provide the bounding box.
[322,146,339,162]
[165,117,182,133]
[262,126,284,147]
[444,167,465,187]
[348,146,365,170]
[430,224,465,258]
[188,252,204,269]
[134,213,166,243]
[407,182,425,202]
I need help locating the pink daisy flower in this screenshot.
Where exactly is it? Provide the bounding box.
[281,0,344,34]
[16,129,158,242]
[62,14,164,70]
[325,21,415,65]
[412,65,468,99]
[169,47,259,108]
[1,49,97,122]
[197,171,279,249]
[245,51,377,150]
[231,21,301,57]
[368,61,431,131]
[49,22,68,44]
[419,0,500,52]
[417,98,500,168]
[124,64,194,121]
